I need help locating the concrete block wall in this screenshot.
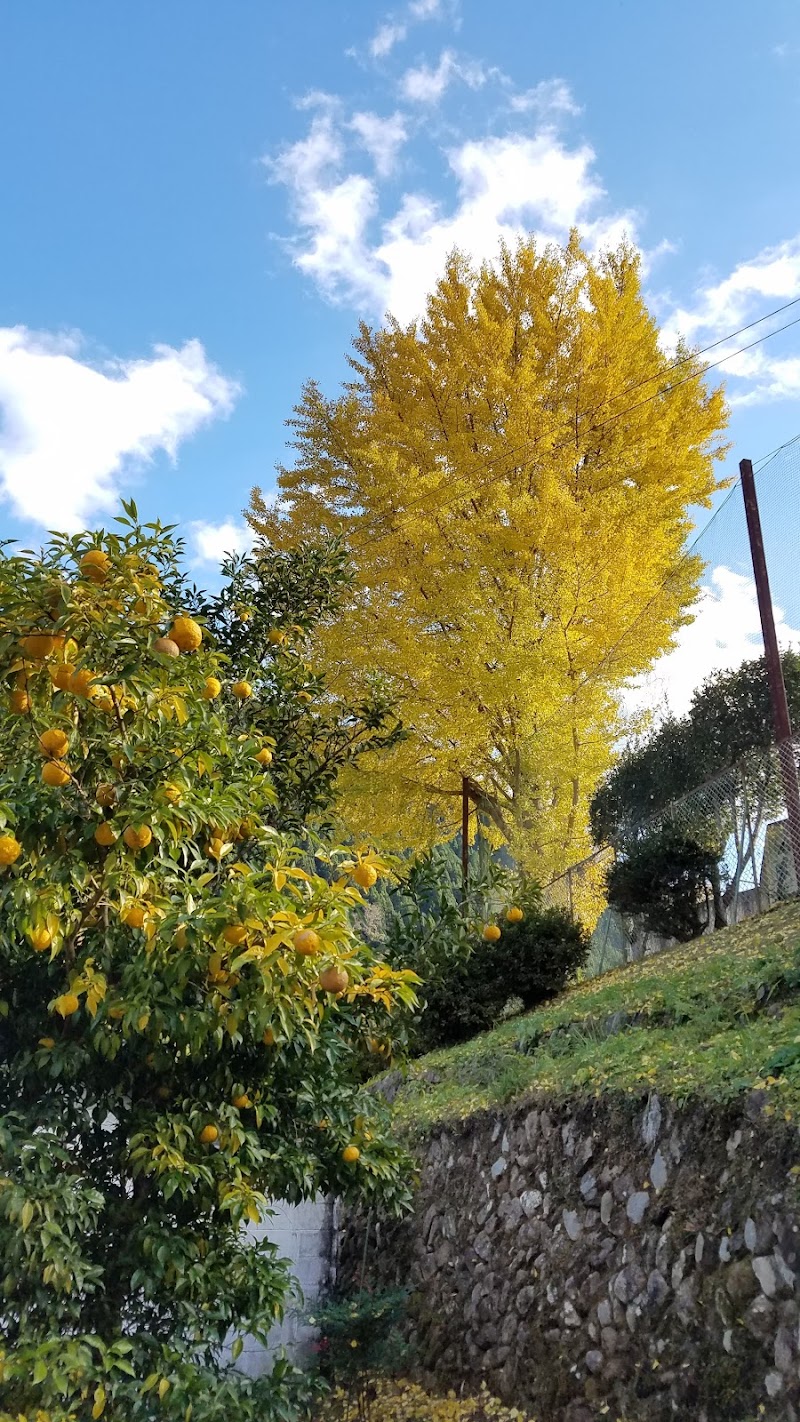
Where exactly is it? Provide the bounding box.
[233,1195,333,1378]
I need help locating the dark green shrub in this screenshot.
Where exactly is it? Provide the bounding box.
[416,906,590,1050]
[605,827,723,942]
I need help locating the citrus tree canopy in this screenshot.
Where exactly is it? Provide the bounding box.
[0,506,417,1421]
[248,235,728,880]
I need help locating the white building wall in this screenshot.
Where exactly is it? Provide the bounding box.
[233,1195,332,1378]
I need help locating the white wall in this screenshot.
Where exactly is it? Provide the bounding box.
[233,1195,332,1378]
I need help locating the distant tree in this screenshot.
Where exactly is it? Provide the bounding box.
[606,828,723,943]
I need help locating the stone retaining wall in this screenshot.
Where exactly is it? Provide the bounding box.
[337,1093,800,1421]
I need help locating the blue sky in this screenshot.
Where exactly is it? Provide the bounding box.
[2,0,800,712]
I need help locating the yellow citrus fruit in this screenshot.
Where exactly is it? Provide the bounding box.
[222,924,247,946]
[199,1124,218,1145]
[202,676,222,700]
[153,636,180,658]
[232,680,252,700]
[506,906,524,924]
[162,783,182,805]
[123,824,152,851]
[262,1027,276,1047]
[52,663,75,691]
[29,926,52,951]
[296,690,313,704]
[233,1093,251,1109]
[94,823,118,847]
[0,834,22,866]
[342,1145,360,1164]
[207,837,225,860]
[482,923,502,942]
[352,863,378,890]
[293,928,321,957]
[54,992,80,1017]
[121,903,147,929]
[42,761,70,787]
[9,688,30,714]
[174,924,188,949]
[96,783,117,808]
[255,747,273,767]
[20,632,56,659]
[68,668,96,697]
[79,549,111,583]
[38,728,69,758]
[91,690,115,714]
[39,1036,55,1049]
[168,616,203,652]
[267,628,285,645]
[318,965,349,995]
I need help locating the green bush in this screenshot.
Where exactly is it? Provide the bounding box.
[416,905,590,1050]
[606,827,724,942]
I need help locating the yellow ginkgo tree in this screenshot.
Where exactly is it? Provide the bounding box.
[248,234,728,882]
[0,505,417,1422]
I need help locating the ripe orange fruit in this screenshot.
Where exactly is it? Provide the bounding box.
[342,1145,360,1164]
[29,927,52,951]
[53,992,80,1017]
[262,1027,276,1047]
[199,1124,218,1145]
[68,668,96,697]
[222,924,247,946]
[38,728,69,758]
[352,863,378,890]
[232,680,252,700]
[318,965,349,995]
[162,783,182,805]
[20,632,56,659]
[9,688,30,714]
[267,628,285,645]
[123,824,152,851]
[506,906,524,924]
[169,616,203,652]
[255,747,273,767]
[79,549,111,583]
[90,690,115,714]
[94,822,118,846]
[153,636,180,658]
[293,928,320,957]
[96,783,117,808]
[232,1093,251,1109]
[482,923,501,942]
[202,676,222,700]
[39,1037,55,1049]
[52,663,75,691]
[42,761,70,787]
[0,834,22,866]
[121,903,147,929]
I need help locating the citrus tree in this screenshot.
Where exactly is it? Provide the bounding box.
[0,506,418,1422]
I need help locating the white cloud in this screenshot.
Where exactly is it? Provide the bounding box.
[409,0,443,16]
[0,329,239,531]
[191,519,252,565]
[509,79,581,118]
[660,235,800,405]
[400,48,488,103]
[370,21,407,58]
[267,105,637,322]
[626,566,800,723]
[349,111,408,176]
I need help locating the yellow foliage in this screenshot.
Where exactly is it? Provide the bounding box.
[249,236,727,882]
[315,1378,535,1421]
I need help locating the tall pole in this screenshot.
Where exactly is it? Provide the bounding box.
[740,457,800,886]
[461,776,470,905]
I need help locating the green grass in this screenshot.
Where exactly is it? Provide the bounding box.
[389,898,800,1136]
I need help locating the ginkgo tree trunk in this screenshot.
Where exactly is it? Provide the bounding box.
[248,234,728,882]
[0,508,417,1422]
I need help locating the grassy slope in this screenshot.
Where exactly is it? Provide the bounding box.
[390,899,800,1138]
